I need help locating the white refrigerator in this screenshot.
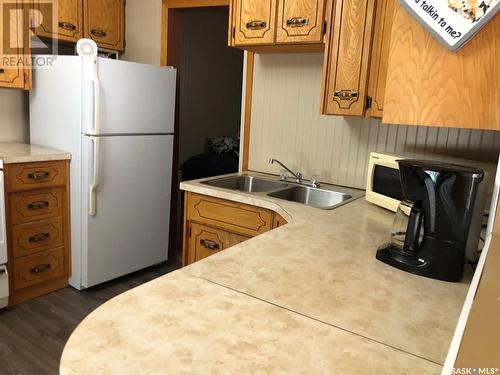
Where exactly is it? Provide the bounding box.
[30,40,176,290]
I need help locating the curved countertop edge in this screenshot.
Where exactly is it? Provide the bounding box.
[60,271,441,375]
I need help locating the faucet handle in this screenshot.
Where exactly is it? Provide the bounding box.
[311,174,320,188]
[279,169,288,181]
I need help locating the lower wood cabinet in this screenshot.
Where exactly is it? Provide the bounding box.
[4,160,71,305]
[183,192,287,266]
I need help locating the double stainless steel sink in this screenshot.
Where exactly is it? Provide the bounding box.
[202,175,364,210]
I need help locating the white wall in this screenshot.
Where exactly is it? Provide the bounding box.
[0,89,29,143]
[121,0,162,66]
[249,53,500,189]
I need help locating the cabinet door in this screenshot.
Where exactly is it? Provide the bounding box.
[276,0,326,44]
[229,232,250,247]
[383,4,500,130]
[83,0,124,51]
[34,0,82,43]
[365,0,395,118]
[189,223,230,264]
[0,0,30,89]
[233,0,277,46]
[322,0,375,116]
[272,213,288,228]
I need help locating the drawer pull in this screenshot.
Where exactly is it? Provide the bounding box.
[91,29,107,38]
[28,171,50,181]
[30,263,51,274]
[200,239,220,250]
[27,201,49,210]
[59,21,76,31]
[29,232,51,243]
[246,20,266,30]
[286,17,309,27]
[334,90,359,100]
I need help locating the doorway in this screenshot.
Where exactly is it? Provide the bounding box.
[162,2,244,262]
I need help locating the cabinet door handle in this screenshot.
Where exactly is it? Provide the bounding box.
[91,29,107,38]
[200,239,220,250]
[334,90,359,100]
[30,263,51,274]
[246,20,266,30]
[27,201,49,210]
[28,171,50,181]
[59,21,76,31]
[286,17,309,27]
[29,232,51,243]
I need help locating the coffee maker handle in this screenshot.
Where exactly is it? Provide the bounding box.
[403,203,423,256]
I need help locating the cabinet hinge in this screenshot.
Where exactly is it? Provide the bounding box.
[232,26,235,38]
[323,20,327,35]
[189,226,192,238]
[365,95,373,110]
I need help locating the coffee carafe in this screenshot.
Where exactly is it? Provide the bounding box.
[376,160,484,282]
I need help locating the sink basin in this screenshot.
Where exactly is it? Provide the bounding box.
[202,175,288,193]
[267,185,355,210]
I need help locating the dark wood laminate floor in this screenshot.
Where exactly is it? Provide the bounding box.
[0,261,181,375]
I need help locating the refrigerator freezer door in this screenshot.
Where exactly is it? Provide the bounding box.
[79,134,173,288]
[82,58,176,136]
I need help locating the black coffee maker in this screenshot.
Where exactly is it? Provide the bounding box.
[376,160,484,282]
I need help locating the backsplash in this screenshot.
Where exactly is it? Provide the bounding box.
[248,53,500,189]
[0,89,28,143]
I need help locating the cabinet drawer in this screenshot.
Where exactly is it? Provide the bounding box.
[12,217,64,258]
[4,161,67,191]
[187,193,273,237]
[12,247,65,290]
[9,188,64,225]
[189,223,230,264]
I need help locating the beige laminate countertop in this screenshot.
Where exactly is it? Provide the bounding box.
[0,142,70,164]
[60,173,472,374]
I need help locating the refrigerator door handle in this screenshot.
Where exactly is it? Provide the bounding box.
[89,137,100,216]
[91,75,100,135]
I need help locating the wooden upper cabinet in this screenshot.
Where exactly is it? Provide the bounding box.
[365,0,395,118]
[383,5,500,130]
[34,0,83,43]
[322,0,376,116]
[83,0,124,51]
[0,0,31,90]
[276,0,326,44]
[233,0,277,46]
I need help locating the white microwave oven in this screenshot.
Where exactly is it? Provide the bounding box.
[365,151,496,212]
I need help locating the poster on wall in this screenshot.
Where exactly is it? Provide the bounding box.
[400,0,500,50]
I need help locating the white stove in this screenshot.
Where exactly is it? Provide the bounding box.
[0,159,8,308]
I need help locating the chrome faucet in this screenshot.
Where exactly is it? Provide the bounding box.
[269,158,302,183]
[269,158,321,188]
